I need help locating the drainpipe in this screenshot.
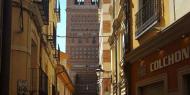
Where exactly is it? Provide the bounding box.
[124,0,132,95]
[0,0,12,94]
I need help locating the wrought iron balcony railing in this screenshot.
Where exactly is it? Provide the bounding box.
[48,25,57,49]
[33,0,49,25]
[54,45,60,62]
[136,0,161,37]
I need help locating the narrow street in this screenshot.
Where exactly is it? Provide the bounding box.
[1,0,190,95]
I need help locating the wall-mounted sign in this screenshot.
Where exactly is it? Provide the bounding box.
[150,46,190,72]
[17,80,28,95]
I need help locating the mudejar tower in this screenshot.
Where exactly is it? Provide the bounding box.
[66,0,99,95]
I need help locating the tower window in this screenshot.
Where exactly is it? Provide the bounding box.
[92,37,96,44]
[91,0,98,5]
[78,38,82,43]
[75,0,84,5]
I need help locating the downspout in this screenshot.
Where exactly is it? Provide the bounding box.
[124,0,132,95]
[0,0,12,94]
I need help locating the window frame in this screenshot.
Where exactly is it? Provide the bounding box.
[136,0,161,38]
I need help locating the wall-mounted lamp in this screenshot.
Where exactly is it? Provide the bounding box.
[96,65,111,79]
[96,65,104,77]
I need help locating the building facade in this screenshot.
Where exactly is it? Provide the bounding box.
[121,0,190,95]
[0,0,61,94]
[66,0,99,95]
[57,52,74,95]
[108,0,130,95]
[126,0,190,95]
[98,0,113,95]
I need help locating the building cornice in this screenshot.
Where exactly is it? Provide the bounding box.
[57,64,75,91]
[126,12,190,63]
[12,0,43,32]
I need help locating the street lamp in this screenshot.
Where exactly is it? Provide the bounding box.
[96,65,104,78]
[96,65,112,95]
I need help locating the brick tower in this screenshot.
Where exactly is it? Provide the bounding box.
[66,0,99,95]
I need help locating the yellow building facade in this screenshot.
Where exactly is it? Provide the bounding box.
[110,0,190,95]
[57,52,74,95]
[108,0,129,95]
[126,0,190,95]
[0,0,61,94]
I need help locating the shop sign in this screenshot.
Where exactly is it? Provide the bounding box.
[17,80,28,95]
[150,46,190,72]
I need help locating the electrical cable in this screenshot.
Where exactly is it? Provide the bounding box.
[42,33,110,38]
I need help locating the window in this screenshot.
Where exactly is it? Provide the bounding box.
[92,37,96,43]
[86,38,89,43]
[136,0,161,37]
[40,70,48,95]
[75,0,84,5]
[72,38,75,43]
[78,38,82,43]
[91,0,99,5]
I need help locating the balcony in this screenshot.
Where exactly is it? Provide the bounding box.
[135,0,161,38]
[33,0,49,25]
[48,25,57,49]
[54,45,60,62]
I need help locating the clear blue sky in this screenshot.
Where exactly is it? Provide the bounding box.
[57,0,66,52]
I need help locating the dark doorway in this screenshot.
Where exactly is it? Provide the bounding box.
[183,74,190,95]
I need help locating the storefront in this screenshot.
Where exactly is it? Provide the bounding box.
[127,12,190,95]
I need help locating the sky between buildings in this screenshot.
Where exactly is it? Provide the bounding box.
[57,0,66,52]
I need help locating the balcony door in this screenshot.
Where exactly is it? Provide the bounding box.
[138,0,154,26]
[136,0,160,37]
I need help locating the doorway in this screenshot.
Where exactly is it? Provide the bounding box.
[183,74,190,95]
[138,81,164,95]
